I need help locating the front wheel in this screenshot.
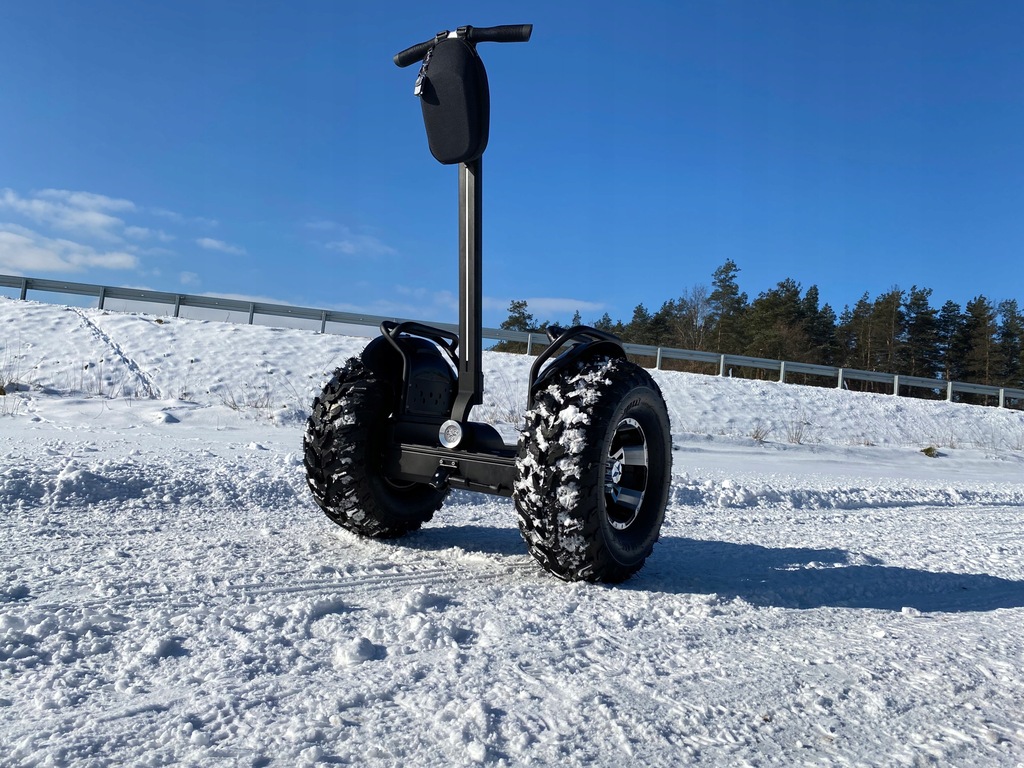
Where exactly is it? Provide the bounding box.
[514,357,672,582]
[303,358,447,538]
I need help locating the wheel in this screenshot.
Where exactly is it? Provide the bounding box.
[514,356,672,582]
[304,357,447,538]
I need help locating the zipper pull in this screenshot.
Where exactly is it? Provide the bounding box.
[413,31,447,97]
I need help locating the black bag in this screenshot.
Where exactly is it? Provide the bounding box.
[419,38,490,165]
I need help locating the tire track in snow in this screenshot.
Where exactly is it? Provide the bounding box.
[670,477,1024,511]
[71,308,162,399]
[226,565,481,598]
[26,560,518,616]
[506,634,701,764]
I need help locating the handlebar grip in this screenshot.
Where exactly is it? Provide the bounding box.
[394,24,533,67]
[394,39,436,68]
[465,24,533,44]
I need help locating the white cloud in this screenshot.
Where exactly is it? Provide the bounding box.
[393,285,457,310]
[180,271,200,287]
[125,226,174,242]
[124,226,149,240]
[74,250,137,269]
[150,208,183,223]
[0,188,249,282]
[0,224,138,273]
[0,229,67,272]
[151,208,218,228]
[304,220,337,231]
[324,226,397,258]
[0,188,131,241]
[310,285,457,320]
[196,237,246,255]
[36,188,135,212]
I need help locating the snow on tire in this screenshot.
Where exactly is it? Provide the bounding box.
[514,356,672,583]
[304,357,447,538]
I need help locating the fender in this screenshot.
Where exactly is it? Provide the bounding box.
[362,322,457,421]
[528,325,627,409]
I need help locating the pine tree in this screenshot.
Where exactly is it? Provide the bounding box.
[836,305,855,369]
[870,288,905,373]
[494,299,536,353]
[708,260,749,354]
[592,312,617,333]
[936,300,965,383]
[995,299,1024,387]
[961,295,998,386]
[647,301,673,347]
[623,304,654,345]
[816,304,839,365]
[801,286,838,365]
[901,286,941,380]
[744,278,807,363]
[838,292,874,371]
[500,299,534,332]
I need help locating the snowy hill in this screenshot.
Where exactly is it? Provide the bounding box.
[2,296,1023,766]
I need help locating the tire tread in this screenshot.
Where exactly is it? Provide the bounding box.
[304,358,446,539]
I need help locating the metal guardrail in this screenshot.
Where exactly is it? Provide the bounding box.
[3,273,1023,408]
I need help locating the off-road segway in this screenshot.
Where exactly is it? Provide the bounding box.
[304,24,673,582]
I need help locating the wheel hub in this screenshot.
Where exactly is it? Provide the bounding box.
[604,417,649,531]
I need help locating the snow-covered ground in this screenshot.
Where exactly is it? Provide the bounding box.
[2,296,1023,766]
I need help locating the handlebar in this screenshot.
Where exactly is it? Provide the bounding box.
[467,24,533,44]
[394,24,533,68]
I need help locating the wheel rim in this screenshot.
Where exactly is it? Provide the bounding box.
[604,417,649,530]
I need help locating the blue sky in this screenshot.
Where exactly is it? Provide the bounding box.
[2,1,1022,328]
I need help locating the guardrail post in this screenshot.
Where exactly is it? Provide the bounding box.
[320,311,327,334]
[97,286,106,310]
[20,278,28,300]
[248,303,255,325]
[837,368,844,389]
[526,333,533,356]
[778,361,786,383]
[719,354,726,377]
[946,381,954,402]
[655,347,662,370]
[173,296,182,318]
[893,375,900,396]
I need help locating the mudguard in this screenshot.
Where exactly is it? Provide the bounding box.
[527,325,627,409]
[362,324,457,422]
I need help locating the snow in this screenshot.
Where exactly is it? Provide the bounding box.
[2,296,1023,766]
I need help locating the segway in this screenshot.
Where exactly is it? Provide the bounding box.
[304,24,673,582]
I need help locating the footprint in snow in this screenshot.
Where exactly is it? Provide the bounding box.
[334,637,380,666]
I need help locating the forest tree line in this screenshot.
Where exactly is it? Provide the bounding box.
[498,260,1024,403]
